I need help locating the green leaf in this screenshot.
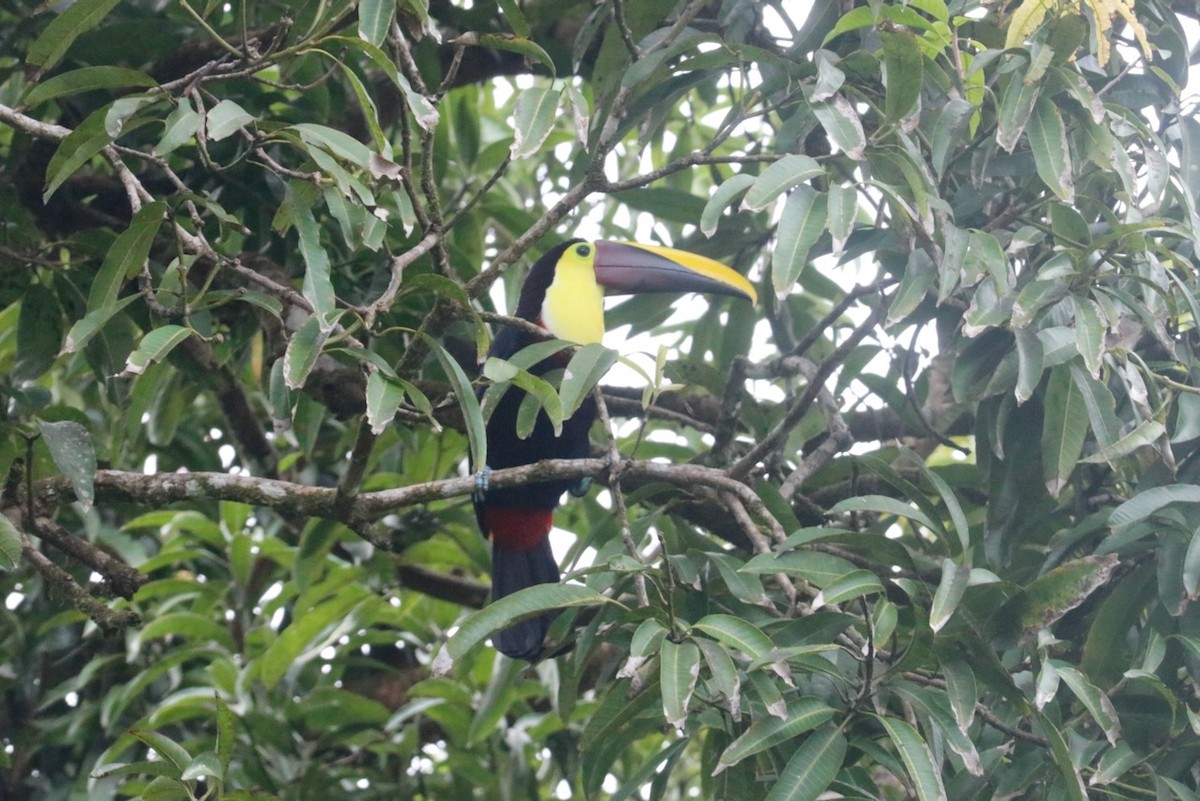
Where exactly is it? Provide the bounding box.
[289,184,336,326]
[24,66,157,107]
[1027,95,1074,202]
[61,294,140,355]
[206,99,254,141]
[180,751,224,782]
[1011,279,1068,328]
[290,122,372,165]
[930,559,971,633]
[716,698,836,772]
[761,726,846,801]
[1002,555,1119,641]
[700,174,755,237]
[826,182,857,255]
[1041,364,1088,497]
[511,84,563,159]
[44,106,115,202]
[707,552,768,605]
[695,637,740,717]
[1080,417,1164,466]
[357,0,395,46]
[1109,485,1200,530]
[813,569,884,607]
[742,155,824,211]
[931,98,974,177]
[629,619,668,658]
[1052,663,1121,745]
[609,740,689,801]
[0,515,23,569]
[559,343,618,418]
[26,0,121,73]
[88,201,166,313]
[741,551,859,587]
[365,370,405,435]
[1072,295,1104,376]
[1013,326,1044,404]
[829,494,939,532]
[660,639,700,730]
[475,34,556,77]
[495,0,531,36]
[483,357,564,437]
[155,100,200,156]
[39,420,97,512]
[324,37,439,131]
[123,325,192,377]
[939,657,978,732]
[881,29,923,124]
[439,584,618,666]
[877,716,947,801]
[1034,715,1088,801]
[128,728,192,773]
[253,585,364,685]
[691,615,772,660]
[810,95,866,160]
[15,284,62,380]
[897,447,970,555]
[888,249,937,325]
[282,315,329,391]
[996,64,1041,152]
[421,334,487,472]
[771,186,828,299]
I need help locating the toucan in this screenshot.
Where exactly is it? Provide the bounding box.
[474,239,757,659]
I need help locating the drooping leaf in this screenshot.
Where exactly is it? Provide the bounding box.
[701,174,756,236]
[660,639,700,730]
[930,559,971,633]
[0,515,23,569]
[761,727,846,801]
[39,420,97,512]
[24,66,157,107]
[559,343,618,419]
[771,186,828,299]
[282,315,329,391]
[877,716,947,801]
[87,201,166,313]
[44,106,115,202]
[26,0,121,73]
[510,84,563,159]
[1027,95,1074,201]
[717,698,837,773]
[357,0,395,46]
[881,29,923,124]
[742,155,824,212]
[439,584,620,667]
[1041,364,1089,497]
[122,325,192,376]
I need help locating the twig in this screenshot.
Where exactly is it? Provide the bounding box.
[21,536,141,635]
[730,298,887,481]
[611,0,642,59]
[29,515,146,599]
[594,386,651,607]
[779,357,854,498]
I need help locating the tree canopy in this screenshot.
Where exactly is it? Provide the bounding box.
[3,0,1200,799]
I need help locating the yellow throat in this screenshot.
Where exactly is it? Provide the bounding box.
[541,244,605,344]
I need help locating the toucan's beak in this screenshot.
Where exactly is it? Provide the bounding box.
[591,241,757,304]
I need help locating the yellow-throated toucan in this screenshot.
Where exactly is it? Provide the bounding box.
[475,239,756,659]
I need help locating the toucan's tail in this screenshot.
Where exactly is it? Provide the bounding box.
[491,537,560,660]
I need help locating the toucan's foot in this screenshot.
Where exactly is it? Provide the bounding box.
[568,477,592,497]
[473,465,492,504]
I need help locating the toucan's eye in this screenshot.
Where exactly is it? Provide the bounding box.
[575,244,591,257]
